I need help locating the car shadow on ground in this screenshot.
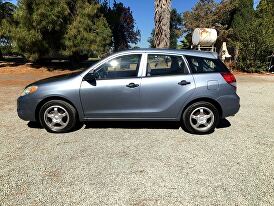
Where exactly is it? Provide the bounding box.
[84,121,181,130]
[84,118,231,130]
[27,121,43,129]
[27,119,231,133]
[216,118,231,129]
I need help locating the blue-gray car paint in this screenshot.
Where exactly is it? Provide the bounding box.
[17,49,240,122]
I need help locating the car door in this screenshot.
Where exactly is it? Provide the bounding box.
[139,53,196,119]
[80,53,143,119]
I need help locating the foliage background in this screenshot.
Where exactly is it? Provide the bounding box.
[181,0,274,72]
[0,0,140,62]
[1,0,273,71]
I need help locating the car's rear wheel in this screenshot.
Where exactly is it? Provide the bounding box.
[182,101,219,134]
[39,100,77,133]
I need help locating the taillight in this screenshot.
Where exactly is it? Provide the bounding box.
[221,72,237,89]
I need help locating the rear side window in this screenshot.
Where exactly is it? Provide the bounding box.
[185,55,229,74]
[147,54,189,77]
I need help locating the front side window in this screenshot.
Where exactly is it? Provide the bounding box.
[95,54,141,79]
[185,55,229,74]
[146,54,189,77]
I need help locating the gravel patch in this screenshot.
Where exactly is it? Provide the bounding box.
[0,75,273,205]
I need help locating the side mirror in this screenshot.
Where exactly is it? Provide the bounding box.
[83,73,97,86]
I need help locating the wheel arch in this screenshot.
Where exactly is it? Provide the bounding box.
[35,96,79,122]
[181,97,223,120]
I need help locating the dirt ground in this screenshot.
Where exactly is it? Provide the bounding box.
[0,64,274,205]
[0,63,76,87]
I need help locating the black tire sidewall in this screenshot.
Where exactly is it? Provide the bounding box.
[39,100,77,133]
[183,101,220,134]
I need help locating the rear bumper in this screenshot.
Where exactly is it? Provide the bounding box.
[217,94,240,118]
[17,96,40,121]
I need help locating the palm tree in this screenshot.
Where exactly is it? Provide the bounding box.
[154,0,171,48]
[0,0,16,59]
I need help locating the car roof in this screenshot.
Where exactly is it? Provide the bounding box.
[117,48,218,59]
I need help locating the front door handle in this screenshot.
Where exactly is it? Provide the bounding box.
[178,80,191,86]
[126,83,139,88]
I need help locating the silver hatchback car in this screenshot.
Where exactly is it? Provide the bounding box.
[17,49,240,134]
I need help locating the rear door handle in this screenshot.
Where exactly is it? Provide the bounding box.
[126,83,139,88]
[178,80,191,86]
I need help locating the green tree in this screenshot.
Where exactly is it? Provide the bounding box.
[255,0,274,63]
[11,0,70,61]
[182,0,217,32]
[0,0,16,59]
[213,0,238,49]
[177,35,191,49]
[170,9,183,49]
[101,1,140,51]
[10,0,111,62]
[148,29,155,48]
[63,2,112,60]
[231,0,257,70]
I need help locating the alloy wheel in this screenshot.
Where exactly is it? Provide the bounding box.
[44,105,70,132]
[189,107,214,132]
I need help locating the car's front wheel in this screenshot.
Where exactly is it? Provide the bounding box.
[182,101,219,134]
[39,100,77,133]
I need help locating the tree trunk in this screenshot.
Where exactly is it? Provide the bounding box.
[154,0,171,48]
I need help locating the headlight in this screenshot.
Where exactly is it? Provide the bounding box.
[21,86,38,96]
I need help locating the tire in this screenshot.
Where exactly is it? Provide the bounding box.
[39,100,77,133]
[182,101,220,134]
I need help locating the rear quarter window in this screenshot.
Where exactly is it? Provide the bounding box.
[185,55,229,73]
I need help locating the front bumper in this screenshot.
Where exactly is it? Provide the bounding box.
[17,96,40,121]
